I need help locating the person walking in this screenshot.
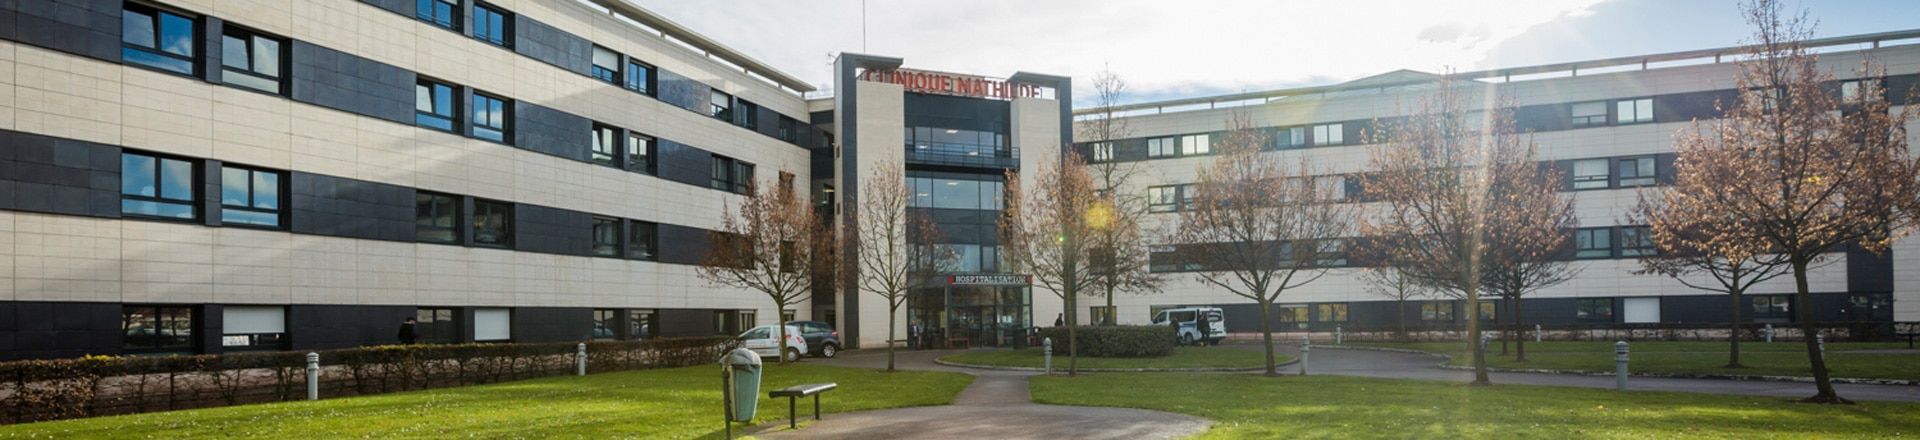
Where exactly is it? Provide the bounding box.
[397,317,419,345]
[1054,313,1065,327]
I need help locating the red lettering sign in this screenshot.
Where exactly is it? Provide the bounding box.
[859,68,1044,100]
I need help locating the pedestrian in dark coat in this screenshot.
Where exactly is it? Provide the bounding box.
[398,317,419,345]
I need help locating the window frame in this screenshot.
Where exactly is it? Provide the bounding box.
[626,60,655,96]
[1749,295,1794,321]
[1619,226,1656,257]
[1090,142,1114,162]
[592,216,622,258]
[710,90,734,121]
[1617,156,1656,187]
[470,91,510,143]
[122,305,197,353]
[1841,78,1884,104]
[219,26,286,95]
[591,45,621,84]
[1615,98,1653,124]
[627,132,657,174]
[1316,303,1348,322]
[591,124,620,167]
[121,2,198,75]
[1146,137,1176,158]
[1570,101,1607,127]
[628,220,658,260]
[416,0,460,31]
[1312,123,1344,146]
[416,307,459,344]
[1576,298,1614,322]
[1575,227,1613,259]
[470,2,511,47]
[471,199,514,248]
[219,165,285,229]
[629,309,658,340]
[1420,301,1455,322]
[121,151,200,221]
[1571,158,1610,190]
[1180,134,1210,156]
[1147,185,1178,212]
[414,191,461,244]
[415,79,458,132]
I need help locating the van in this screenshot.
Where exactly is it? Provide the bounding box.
[1152,307,1226,345]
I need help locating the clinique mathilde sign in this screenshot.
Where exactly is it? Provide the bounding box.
[948,275,1032,286]
[860,68,1044,100]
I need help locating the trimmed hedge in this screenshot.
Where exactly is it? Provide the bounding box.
[0,337,740,425]
[1037,325,1175,358]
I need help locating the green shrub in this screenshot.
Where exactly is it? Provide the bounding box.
[1036,325,1174,358]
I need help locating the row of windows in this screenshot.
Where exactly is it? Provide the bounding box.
[1572,156,1656,189]
[415,78,512,143]
[710,155,755,194]
[1145,177,1347,212]
[591,124,657,174]
[908,177,1005,211]
[1148,240,1347,273]
[1118,123,1349,162]
[1574,226,1656,259]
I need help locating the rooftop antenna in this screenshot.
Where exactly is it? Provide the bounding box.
[861,0,868,52]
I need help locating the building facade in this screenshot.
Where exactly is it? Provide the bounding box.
[1071,32,1920,333]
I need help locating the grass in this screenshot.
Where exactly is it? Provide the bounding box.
[1346,341,1920,381]
[939,347,1288,370]
[0,364,973,439]
[1032,373,1920,439]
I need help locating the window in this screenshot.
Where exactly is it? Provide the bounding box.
[416,80,457,131]
[471,3,510,46]
[415,192,459,243]
[1842,79,1883,104]
[1277,127,1306,149]
[1317,303,1348,322]
[221,306,285,349]
[1620,226,1656,257]
[1420,301,1454,321]
[627,132,656,174]
[474,308,511,342]
[592,216,621,257]
[1178,184,1196,210]
[626,60,655,95]
[1572,159,1609,189]
[593,309,618,340]
[1750,295,1792,321]
[1148,186,1178,212]
[591,124,619,167]
[711,156,752,193]
[1848,293,1892,321]
[1089,306,1116,326]
[591,46,620,84]
[1576,298,1613,322]
[472,199,513,247]
[220,28,284,94]
[1570,101,1607,127]
[1181,134,1210,156]
[710,90,734,121]
[1575,227,1612,259]
[416,0,459,30]
[629,309,658,339]
[1616,98,1653,124]
[220,166,282,228]
[122,3,196,75]
[123,305,194,352]
[416,308,458,344]
[122,152,198,220]
[1618,157,1655,187]
[740,310,757,332]
[1478,302,1497,321]
[782,309,797,324]
[1147,137,1176,158]
[1091,142,1113,162]
[1277,305,1308,329]
[470,92,509,142]
[736,99,761,130]
[1312,239,1348,267]
[628,221,658,260]
[1312,123,1344,146]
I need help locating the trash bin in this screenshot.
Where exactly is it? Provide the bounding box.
[720,348,763,421]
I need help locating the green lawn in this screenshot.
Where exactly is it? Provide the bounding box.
[1346,341,1920,381]
[939,347,1287,370]
[0,364,972,439]
[1032,373,1920,439]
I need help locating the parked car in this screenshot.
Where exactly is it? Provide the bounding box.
[1152,307,1226,346]
[786,320,842,358]
[740,324,807,362]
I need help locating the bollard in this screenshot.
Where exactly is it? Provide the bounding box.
[1480,333,1492,352]
[1535,324,1542,343]
[306,352,320,401]
[1044,337,1053,375]
[577,343,588,376]
[1765,324,1773,343]
[1335,326,1343,345]
[1614,341,1630,391]
[1817,334,1826,361]
[1300,337,1311,375]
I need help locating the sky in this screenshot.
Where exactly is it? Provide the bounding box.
[627,0,1920,108]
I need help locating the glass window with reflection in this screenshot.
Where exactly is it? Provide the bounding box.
[472,199,513,247]
[1575,227,1612,259]
[221,166,282,228]
[416,80,456,131]
[1620,226,1656,257]
[1576,298,1613,322]
[1572,159,1609,189]
[1181,134,1210,156]
[627,133,655,174]
[626,60,654,95]
[415,192,459,243]
[591,124,619,167]
[1312,123,1344,146]
[221,28,284,94]
[1616,98,1653,124]
[1147,137,1175,158]
[122,3,196,75]
[416,0,459,30]
[472,3,509,46]
[1842,79,1883,103]
[629,309,658,339]
[122,152,197,220]
[1147,186,1176,212]
[628,221,657,260]
[471,92,509,142]
[1570,101,1607,127]
[1618,157,1655,187]
[592,216,621,257]
[710,90,733,120]
[591,46,620,84]
[1091,142,1113,162]
[593,309,618,340]
[123,305,194,352]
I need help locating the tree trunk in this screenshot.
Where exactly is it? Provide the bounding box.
[1105,284,1115,326]
[886,302,898,372]
[1727,290,1744,369]
[1515,297,1527,362]
[1260,299,1278,376]
[1467,286,1490,385]
[777,319,791,365]
[1066,294,1079,375]
[1499,298,1511,355]
[1396,298,1408,342]
[1793,257,1846,403]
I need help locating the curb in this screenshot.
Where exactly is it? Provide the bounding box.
[932,357,1297,373]
[1319,345,1920,386]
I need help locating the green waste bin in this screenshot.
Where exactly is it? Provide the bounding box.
[721,348,763,421]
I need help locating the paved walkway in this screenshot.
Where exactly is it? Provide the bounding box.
[754,349,1210,440]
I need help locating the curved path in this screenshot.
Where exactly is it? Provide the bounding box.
[754,349,1210,440]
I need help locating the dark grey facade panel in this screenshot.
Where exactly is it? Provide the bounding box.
[3,0,119,62]
[655,69,713,115]
[0,130,120,218]
[289,304,416,350]
[514,204,594,256]
[510,307,593,342]
[289,41,416,125]
[512,101,591,161]
[512,14,592,77]
[656,138,714,187]
[1848,249,1895,293]
[356,0,410,17]
[902,93,1010,133]
[289,172,416,242]
[0,301,121,361]
[657,308,719,338]
[655,223,710,265]
[1655,89,1737,123]
[1514,103,1573,132]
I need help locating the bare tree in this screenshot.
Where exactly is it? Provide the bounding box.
[1360,76,1565,386]
[1645,0,1920,403]
[1360,267,1433,342]
[1168,112,1357,376]
[1483,241,1579,362]
[848,161,954,372]
[699,171,830,365]
[1078,66,1163,325]
[1000,151,1103,374]
[1625,208,1792,368]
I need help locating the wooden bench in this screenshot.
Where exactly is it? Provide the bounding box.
[767,383,837,429]
[945,337,970,349]
[1899,333,1918,349]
